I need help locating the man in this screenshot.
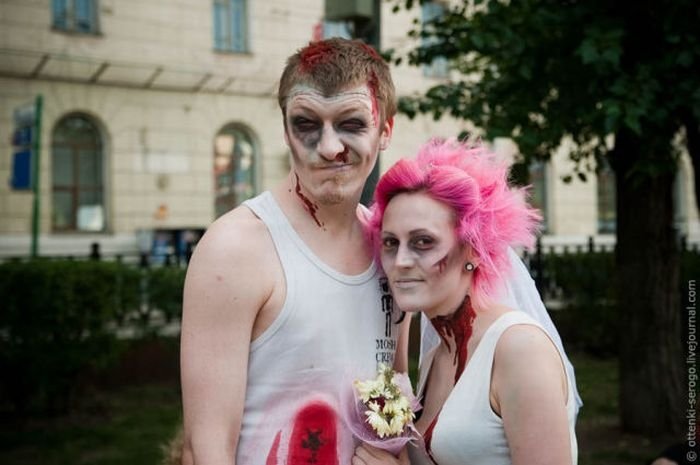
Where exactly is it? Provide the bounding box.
[180,38,408,465]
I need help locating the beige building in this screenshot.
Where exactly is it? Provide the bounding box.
[0,0,697,258]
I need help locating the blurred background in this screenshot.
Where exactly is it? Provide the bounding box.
[0,1,698,464]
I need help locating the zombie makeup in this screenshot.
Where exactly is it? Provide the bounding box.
[380,192,471,319]
[283,84,386,209]
[424,296,477,462]
[294,172,323,228]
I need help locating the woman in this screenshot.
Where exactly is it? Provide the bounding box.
[353,139,578,465]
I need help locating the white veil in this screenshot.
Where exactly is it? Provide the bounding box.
[419,247,583,413]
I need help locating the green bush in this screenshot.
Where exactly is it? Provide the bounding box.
[543,249,700,357]
[0,260,141,413]
[147,267,186,324]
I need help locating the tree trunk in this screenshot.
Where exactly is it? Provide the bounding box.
[682,113,700,213]
[611,129,684,436]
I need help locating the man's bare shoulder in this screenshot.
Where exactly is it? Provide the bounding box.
[183,204,280,323]
[195,204,272,260]
[186,204,280,293]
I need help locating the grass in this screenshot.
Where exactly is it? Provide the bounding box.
[0,384,181,465]
[0,353,682,465]
[572,354,677,465]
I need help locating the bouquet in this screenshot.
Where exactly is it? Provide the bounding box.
[342,364,421,456]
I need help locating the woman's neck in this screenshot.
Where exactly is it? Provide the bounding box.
[430,296,477,384]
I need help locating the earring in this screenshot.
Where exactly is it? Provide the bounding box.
[464,262,475,272]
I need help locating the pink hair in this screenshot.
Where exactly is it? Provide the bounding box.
[365,139,542,311]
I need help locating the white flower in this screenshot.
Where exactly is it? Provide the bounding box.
[365,410,392,438]
[354,365,416,439]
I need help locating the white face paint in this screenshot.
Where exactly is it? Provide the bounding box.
[284,84,391,206]
[380,192,471,318]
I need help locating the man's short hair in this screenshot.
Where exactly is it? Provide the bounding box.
[278,38,397,125]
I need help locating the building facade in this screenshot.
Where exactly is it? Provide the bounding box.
[0,0,697,258]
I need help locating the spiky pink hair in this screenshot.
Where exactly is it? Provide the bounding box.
[365,138,542,311]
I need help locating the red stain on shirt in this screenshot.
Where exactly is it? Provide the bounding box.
[265,430,282,465]
[286,400,339,465]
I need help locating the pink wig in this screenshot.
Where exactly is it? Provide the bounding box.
[365,139,542,311]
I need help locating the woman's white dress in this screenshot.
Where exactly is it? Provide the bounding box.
[409,311,578,465]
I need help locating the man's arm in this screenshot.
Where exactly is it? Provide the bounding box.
[180,211,274,465]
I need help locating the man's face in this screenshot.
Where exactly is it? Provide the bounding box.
[284,84,392,205]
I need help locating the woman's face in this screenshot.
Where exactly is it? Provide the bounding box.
[380,192,472,318]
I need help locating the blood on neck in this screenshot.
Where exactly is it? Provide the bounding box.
[294,172,324,228]
[430,296,476,384]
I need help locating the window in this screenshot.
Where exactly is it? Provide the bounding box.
[596,160,616,233]
[323,20,352,40]
[52,0,99,34]
[421,1,449,78]
[52,114,105,232]
[529,161,549,233]
[214,125,256,217]
[213,0,249,53]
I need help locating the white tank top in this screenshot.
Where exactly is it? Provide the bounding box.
[237,191,400,465]
[410,311,578,465]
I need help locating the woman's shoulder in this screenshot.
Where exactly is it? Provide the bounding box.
[494,315,560,365]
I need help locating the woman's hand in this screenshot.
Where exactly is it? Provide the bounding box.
[352,444,409,465]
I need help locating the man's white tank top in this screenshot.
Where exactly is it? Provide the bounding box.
[237,191,400,465]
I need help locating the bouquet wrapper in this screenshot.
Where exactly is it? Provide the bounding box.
[340,371,421,457]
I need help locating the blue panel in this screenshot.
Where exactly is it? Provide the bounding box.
[11,150,32,190]
[52,0,68,29]
[75,0,96,32]
[12,126,32,147]
[213,2,227,50]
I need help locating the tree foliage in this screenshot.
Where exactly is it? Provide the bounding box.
[392,0,700,187]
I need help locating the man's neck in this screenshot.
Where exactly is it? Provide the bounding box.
[272,177,363,237]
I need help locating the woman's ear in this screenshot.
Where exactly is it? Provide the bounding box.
[462,244,480,271]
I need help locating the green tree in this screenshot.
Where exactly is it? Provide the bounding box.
[391,0,699,435]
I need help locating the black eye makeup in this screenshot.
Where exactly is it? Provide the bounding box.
[290,116,320,133]
[381,236,399,250]
[338,118,368,133]
[410,235,436,250]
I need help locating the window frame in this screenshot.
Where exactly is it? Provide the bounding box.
[213,0,250,53]
[213,124,258,218]
[52,0,101,35]
[51,114,106,233]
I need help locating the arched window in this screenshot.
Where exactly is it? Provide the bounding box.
[597,160,616,234]
[214,125,256,217]
[51,114,105,232]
